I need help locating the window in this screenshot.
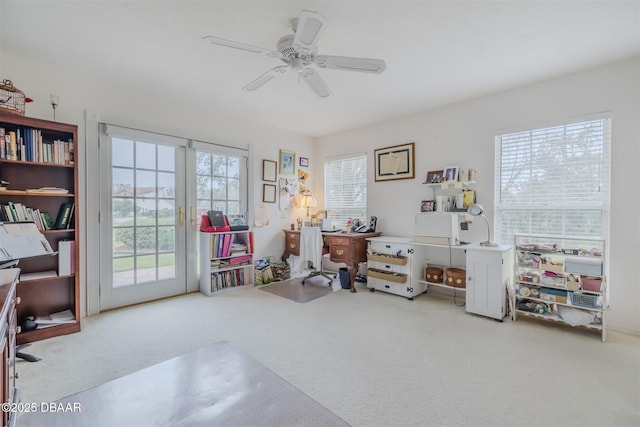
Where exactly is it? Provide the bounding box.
[324,153,367,228]
[195,151,246,220]
[495,117,611,244]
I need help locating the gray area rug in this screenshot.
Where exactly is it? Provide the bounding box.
[19,340,350,427]
[259,274,335,303]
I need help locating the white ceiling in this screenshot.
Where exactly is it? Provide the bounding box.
[1,1,638,137]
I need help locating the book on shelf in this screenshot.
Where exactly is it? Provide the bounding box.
[19,270,58,281]
[35,309,76,328]
[54,202,74,229]
[25,187,69,194]
[58,240,75,276]
[0,202,47,231]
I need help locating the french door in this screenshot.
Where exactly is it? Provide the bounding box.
[99,125,188,310]
[98,124,249,310]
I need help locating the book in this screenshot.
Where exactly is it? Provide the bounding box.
[19,270,58,281]
[26,187,69,194]
[58,240,75,276]
[54,202,74,229]
[35,309,75,325]
[41,211,55,230]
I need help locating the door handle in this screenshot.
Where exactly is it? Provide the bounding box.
[178,206,185,226]
[190,206,197,226]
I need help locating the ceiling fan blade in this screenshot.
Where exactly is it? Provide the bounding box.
[243,65,289,91]
[293,11,327,55]
[314,55,387,74]
[202,35,282,59]
[300,68,331,98]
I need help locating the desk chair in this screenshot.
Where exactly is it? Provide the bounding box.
[299,227,334,285]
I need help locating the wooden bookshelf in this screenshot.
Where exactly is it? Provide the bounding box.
[0,111,80,344]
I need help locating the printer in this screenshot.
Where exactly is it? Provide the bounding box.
[412,212,460,245]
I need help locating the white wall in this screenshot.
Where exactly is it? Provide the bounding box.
[315,58,640,335]
[2,51,314,316]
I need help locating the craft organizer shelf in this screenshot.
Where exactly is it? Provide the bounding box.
[513,234,607,341]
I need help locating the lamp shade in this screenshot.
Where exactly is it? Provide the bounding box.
[466,204,497,247]
[300,192,317,218]
[467,203,484,217]
[300,193,317,208]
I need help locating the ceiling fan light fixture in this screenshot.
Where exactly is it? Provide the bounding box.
[293,11,327,53]
[300,68,330,97]
[203,10,386,97]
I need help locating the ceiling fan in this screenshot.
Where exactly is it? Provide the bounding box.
[203,10,387,97]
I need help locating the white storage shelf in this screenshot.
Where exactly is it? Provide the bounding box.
[366,236,424,300]
[199,231,254,296]
[513,234,607,341]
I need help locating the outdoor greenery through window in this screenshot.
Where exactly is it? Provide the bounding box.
[324,153,367,229]
[495,117,611,245]
[196,151,243,222]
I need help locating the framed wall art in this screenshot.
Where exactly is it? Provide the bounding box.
[425,170,444,184]
[299,157,309,167]
[263,184,276,203]
[262,159,277,182]
[374,142,415,182]
[444,165,459,183]
[279,149,296,175]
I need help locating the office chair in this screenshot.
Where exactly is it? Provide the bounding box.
[299,227,334,285]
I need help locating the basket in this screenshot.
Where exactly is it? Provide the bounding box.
[425,267,443,283]
[570,292,600,309]
[580,276,602,292]
[0,79,26,116]
[445,268,466,288]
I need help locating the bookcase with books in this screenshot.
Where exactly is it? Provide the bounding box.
[0,111,80,344]
[199,231,254,296]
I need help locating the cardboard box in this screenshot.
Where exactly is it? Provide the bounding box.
[539,287,568,304]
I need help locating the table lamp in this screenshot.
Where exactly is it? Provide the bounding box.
[467,203,498,247]
[300,191,317,218]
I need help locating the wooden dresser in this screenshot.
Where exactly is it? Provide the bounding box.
[282,229,381,291]
[0,268,20,427]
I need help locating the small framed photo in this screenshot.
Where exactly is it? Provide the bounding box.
[420,200,435,212]
[262,159,277,182]
[299,157,309,167]
[279,149,296,175]
[444,165,459,183]
[425,170,444,184]
[263,184,276,203]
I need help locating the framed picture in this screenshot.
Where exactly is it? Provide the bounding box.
[420,200,435,212]
[263,184,276,203]
[262,159,277,182]
[444,165,459,182]
[374,142,415,182]
[425,170,444,184]
[299,157,309,167]
[279,149,296,175]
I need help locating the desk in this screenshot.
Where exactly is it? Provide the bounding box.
[282,229,381,292]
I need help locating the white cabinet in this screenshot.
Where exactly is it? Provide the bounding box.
[367,236,513,322]
[199,231,254,296]
[366,237,425,300]
[465,246,514,320]
[513,234,607,341]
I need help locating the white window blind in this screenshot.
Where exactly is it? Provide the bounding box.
[324,153,367,228]
[495,117,611,244]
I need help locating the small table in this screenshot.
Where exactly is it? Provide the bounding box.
[282,229,381,292]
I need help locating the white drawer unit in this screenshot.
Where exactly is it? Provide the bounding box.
[366,236,426,300]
